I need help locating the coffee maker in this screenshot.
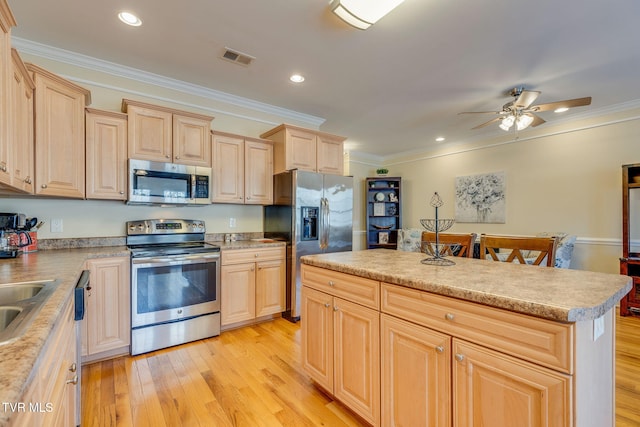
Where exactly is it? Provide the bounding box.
[0,213,33,258]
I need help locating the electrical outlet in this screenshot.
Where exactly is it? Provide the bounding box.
[50,218,63,233]
[593,315,605,341]
[229,217,236,228]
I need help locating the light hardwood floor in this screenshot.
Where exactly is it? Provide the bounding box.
[83,311,640,426]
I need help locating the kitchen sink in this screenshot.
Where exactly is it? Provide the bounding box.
[0,282,47,305]
[0,307,22,332]
[0,279,58,345]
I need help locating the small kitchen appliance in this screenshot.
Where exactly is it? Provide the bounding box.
[0,213,33,258]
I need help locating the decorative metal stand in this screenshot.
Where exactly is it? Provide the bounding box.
[420,192,457,266]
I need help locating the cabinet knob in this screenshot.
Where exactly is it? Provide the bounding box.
[0,163,6,172]
[328,280,335,287]
[445,313,455,321]
[255,253,259,257]
[166,155,171,159]
[333,306,339,312]
[69,363,77,373]
[455,353,465,362]
[251,267,255,271]
[41,184,48,189]
[24,177,32,184]
[324,303,330,308]
[119,191,124,195]
[175,156,180,160]
[435,345,445,353]
[66,375,78,385]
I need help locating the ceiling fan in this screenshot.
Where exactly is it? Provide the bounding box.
[459,87,592,131]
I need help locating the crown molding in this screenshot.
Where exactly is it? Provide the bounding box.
[12,37,325,128]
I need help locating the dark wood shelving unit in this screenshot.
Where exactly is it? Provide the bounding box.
[366,177,401,249]
[621,163,640,315]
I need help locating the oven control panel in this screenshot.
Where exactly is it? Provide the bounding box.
[127,219,206,235]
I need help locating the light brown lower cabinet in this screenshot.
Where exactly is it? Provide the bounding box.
[301,267,381,426]
[302,264,613,427]
[13,296,77,427]
[221,246,285,327]
[82,256,130,362]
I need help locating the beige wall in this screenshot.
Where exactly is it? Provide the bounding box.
[352,108,640,274]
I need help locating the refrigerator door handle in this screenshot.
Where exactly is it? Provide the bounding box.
[320,197,329,250]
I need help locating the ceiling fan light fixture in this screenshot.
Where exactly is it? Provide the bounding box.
[330,0,404,30]
[516,114,534,131]
[499,115,515,131]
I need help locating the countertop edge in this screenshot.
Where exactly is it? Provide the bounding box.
[300,251,632,323]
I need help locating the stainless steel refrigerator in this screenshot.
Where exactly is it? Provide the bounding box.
[264,170,353,321]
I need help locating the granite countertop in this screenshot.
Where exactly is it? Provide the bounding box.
[0,247,129,425]
[301,249,633,322]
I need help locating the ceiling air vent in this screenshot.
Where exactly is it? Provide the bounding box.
[221,48,255,66]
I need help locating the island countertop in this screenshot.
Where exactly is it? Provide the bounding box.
[300,249,632,322]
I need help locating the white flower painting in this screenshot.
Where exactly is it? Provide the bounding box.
[455,172,506,223]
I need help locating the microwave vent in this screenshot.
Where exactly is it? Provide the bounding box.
[221,48,255,66]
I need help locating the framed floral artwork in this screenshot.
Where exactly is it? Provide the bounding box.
[455,172,506,223]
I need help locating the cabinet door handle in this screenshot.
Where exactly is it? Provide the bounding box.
[66,375,78,385]
[445,313,455,321]
[455,353,465,362]
[435,345,445,353]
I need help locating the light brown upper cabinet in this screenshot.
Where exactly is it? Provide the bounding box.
[260,124,346,175]
[9,49,35,194]
[27,63,91,199]
[0,2,16,189]
[212,131,273,205]
[85,108,128,200]
[122,99,213,167]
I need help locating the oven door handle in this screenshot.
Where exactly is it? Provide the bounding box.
[132,254,220,266]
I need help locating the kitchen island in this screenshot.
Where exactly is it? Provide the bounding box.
[300,249,632,427]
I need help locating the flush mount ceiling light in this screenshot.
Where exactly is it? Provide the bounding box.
[330,0,405,30]
[118,11,142,27]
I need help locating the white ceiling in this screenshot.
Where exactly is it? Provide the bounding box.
[8,0,640,158]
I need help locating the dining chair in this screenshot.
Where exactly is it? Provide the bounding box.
[479,234,558,266]
[421,232,477,258]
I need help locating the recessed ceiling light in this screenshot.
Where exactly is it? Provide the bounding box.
[290,74,305,83]
[118,12,142,27]
[554,107,569,113]
[435,137,445,142]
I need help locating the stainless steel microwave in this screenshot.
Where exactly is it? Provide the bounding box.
[127,159,212,205]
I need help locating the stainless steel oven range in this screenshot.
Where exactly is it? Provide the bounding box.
[127,219,220,355]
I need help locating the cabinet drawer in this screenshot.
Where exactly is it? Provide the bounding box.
[381,283,574,374]
[302,264,379,310]
[222,246,285,265]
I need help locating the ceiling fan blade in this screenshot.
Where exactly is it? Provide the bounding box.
[513,90,541,109]
[529,113,546,127]
[472,117,502,129]
[531,96,592,112]
[458,111,504,115]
